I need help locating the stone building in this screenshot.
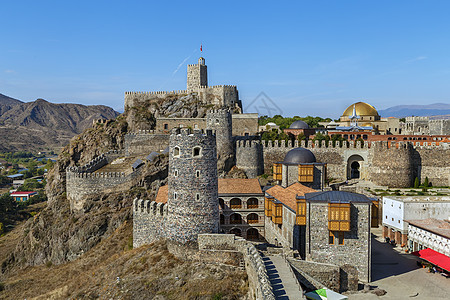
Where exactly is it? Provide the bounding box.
[125,57,242,112]
[272,147,327,190]
[382,196,450,246]
[404,116,450,135]
[265,188,372,282]
[218,178,265,240]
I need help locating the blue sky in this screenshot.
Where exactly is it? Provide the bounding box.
[1,1,450,118]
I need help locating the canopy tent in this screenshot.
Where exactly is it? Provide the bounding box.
[305,288,348,300]
[412,248,450,272]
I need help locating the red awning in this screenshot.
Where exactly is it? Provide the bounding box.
[412,248,450,272]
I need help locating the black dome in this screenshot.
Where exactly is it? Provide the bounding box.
[289,120,309,129]
[283,147,316,164]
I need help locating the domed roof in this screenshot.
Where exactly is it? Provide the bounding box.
[289,120,309,129]
[283,147,316,164]
[342,102,379,117]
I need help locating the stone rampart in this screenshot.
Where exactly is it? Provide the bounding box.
[287,258,340,292]
[133,199,167,248]
[235,138,264,178]
[124,132,170,156]
[198,234,275,300]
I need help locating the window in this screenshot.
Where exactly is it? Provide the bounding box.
[338,232,344,245]
[398,220,400,223]
[329,232,334,245]
[273,163,282,181]
[196,170,200,178]
[174,192,177,200]
[164,123,168,130]
[174,170,178,177]
[392,218,394,221]
[196,193,200,200]
[193,146,201,157]
[174,147,180,157]
[194,124,198,129]
[298,164,314,182]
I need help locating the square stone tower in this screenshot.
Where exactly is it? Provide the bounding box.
[187,57,208,90]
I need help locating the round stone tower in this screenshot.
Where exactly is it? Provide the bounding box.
[206,108,234,175]
[165,128,219,244]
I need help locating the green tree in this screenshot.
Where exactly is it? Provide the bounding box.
[0,193,16,215]
[17,179,44,191]
[414,177,420,188]
[297,133,306,141]
[423,177,429,188]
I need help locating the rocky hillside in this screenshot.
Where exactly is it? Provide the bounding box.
[0,92,250,298]
[0,95,119,152]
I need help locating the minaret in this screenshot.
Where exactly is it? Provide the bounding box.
[187,57,208,90]
[350,104,360,127]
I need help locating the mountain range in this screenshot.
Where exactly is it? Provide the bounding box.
[378,103,450,118]
[0,93,119,152]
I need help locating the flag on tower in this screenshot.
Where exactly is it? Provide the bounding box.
[200,44,202,52]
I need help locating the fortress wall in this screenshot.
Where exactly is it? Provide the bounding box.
[66,169,141,211]
[232,113,259,136]
[236,140,264,178]
[197,85,238,107]
[133,199,167,248]
[198,234,276,300]
[155,118,207,134]
[124,90,189,110]
[413,146,450,186]
[124,133,170,156]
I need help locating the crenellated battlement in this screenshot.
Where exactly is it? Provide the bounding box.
[125,130,157,136]
[134,199,167,216]
[124,90,188,96]
[66,150,124,174]
[171,127,214,137]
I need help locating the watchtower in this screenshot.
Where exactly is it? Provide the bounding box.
[164,128,219,243]
[206,108,234,173]
[187,57,208,90]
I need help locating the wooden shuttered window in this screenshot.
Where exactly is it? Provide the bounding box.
[265,197,272,217]
[298,164,314,182]
[273,163,282,181]
[296,199,306,225]
[271,202,283,224]
[371,200,379,228]
[328,203,351,231]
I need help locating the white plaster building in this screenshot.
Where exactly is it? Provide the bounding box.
[406,218,450,256]
[382,196,450,245]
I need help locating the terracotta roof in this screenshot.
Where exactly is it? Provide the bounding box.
[155,185,168,204]
[10,191,37,196]
[218,178,262,195]
[265,183,316,211]
[154,179,262,204]
[406,218,450,239]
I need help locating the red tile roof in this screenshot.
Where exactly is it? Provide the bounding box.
[266,183,316,210]
[10,191,37,196]
[155,185,168,204]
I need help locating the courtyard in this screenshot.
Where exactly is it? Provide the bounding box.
[347,227,450,299]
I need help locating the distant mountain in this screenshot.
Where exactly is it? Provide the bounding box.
[0,93,23,115]
[378,103,450,118]
[0,96,119,152]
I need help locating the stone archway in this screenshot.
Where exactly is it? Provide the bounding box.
[230,228,242,237]
[347,154,364,180]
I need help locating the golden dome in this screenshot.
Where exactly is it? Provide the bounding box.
[342,102,379,117]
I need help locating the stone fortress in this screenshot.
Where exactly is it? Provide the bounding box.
[65,56,449,294]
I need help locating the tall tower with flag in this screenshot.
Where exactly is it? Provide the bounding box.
[187,45,208,90]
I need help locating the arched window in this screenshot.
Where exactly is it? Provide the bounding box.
[230,213,242,224]
[230,228,242,237]
[193,146,202,157]
[247,198,258,209]
[247,213,259,224]
[174,147,180,157]
[196,170,200,178]
[174,170,178,177]
[230,198,242,209]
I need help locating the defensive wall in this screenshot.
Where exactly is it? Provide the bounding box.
[124,131,169,156]
[198,234,276,300]
[235,138,449,187]
[124,85,239,111]
[133,199,167,248]
[66,150,142,211]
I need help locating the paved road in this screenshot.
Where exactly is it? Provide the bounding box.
[348,228,450,299]
[264,255,303,300]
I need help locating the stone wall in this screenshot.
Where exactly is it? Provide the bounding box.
[133,199,167,248]
[198,234,276,300]
[155,118,206,134]
[235,138,264,178]
[413,146,450,187]
[287,258,340,292]
[306,202,371,282]
[264,205,297,250]
[232,113,259,136]
[124,132,169,156]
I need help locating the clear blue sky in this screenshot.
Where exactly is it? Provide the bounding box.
[1,1,450,118]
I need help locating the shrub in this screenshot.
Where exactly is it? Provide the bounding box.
[423,177,429,188]
[414,177,420,188]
